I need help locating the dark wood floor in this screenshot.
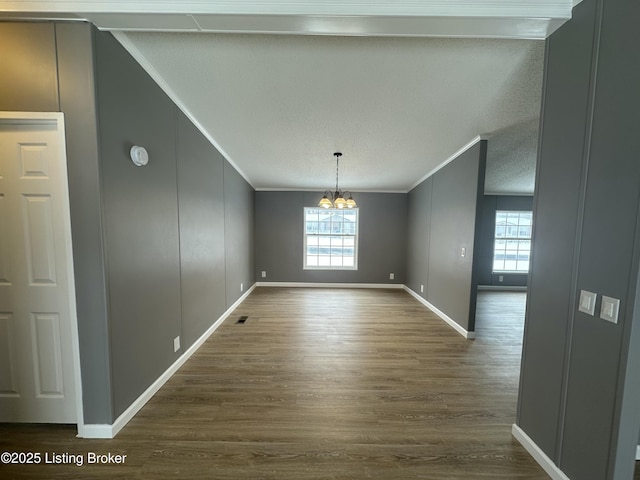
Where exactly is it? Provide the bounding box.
[0,288,550,479]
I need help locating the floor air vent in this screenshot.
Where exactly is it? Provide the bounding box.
[236,315,249,324]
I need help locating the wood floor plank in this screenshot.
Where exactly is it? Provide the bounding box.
[0,288,551,479]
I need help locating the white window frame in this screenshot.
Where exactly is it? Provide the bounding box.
[493,210,532,273]
[303,207,359,270]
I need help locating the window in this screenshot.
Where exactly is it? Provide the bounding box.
[304,207,358,270]
[493,210,532,273]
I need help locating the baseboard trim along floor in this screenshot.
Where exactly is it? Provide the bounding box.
[256,282,475,339]
[511,424,571,480]
[255,282,404,289]
[80,284,257,439]
[81,282,475,438]
[403,286,475,339]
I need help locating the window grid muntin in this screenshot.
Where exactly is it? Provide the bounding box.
[304,207,358,270]
[493,210,532,273]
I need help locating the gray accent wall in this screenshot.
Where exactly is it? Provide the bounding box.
[94,30,184,417]
[0,23,59,112]
[516,0,640,478]
[176,112,226,348]
[224,161,256,306]
[1,22,256,425]
[407,141,486,332]
[55,24,113,425]
[255,191,406,284]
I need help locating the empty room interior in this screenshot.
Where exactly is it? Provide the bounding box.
[0,0,639,478]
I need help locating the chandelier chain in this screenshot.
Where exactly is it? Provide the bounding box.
[318,151,355,209]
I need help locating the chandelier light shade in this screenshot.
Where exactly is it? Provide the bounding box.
[318,152,357,209]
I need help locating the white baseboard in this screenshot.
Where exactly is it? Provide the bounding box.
[80,282,476,437]
[79,424,114,439]
[403,286,475,339]
[80,284,257,439]
[477,285,528,292]
[511,424,571,480]
[255,282,404,289]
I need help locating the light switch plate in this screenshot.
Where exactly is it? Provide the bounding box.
[578,290,597,316]
[600,295,620,324]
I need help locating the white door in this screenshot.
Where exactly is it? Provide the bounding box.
[0,113,79,424]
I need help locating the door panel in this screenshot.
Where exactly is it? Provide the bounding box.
[0,313,18,395]
[0,115,77,423]
[23,195,57,285]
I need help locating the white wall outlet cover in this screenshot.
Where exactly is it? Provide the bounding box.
[261,271,267,278]
[130,145,149,166]
[173,336,180,352]
[390,273,395,280]
[578,290,597,316]
[460,247,466,257]
[600,295,620,324]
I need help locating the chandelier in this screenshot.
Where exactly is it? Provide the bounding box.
[318,152,357,209]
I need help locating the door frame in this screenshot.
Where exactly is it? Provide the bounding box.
[0,111,84,435]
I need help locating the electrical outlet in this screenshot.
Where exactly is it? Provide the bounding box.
[460,247,466,258]
[173,336,180,353]
[240,282,244,292]
[499,275,504,282]
[261,271,267,278]
[389,273,395,280]
[420,284,424,293]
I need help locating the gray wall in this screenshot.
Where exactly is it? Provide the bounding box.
[0,22,256,424]
[224,161,256,305]
[516,0,640,478]
[176,113,226,348]
[406,177,432,297]
[476,195,533,287]
[95,30,256,419]
[406,141,486,332]
[255,191,406,284]
[95,30,184,417]
[0,23,59,112]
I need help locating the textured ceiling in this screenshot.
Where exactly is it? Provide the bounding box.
[485,118,540,195]
[119,32,544,194]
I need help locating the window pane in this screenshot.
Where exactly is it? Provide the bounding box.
[304,207,358,270]
[493,210,533,272]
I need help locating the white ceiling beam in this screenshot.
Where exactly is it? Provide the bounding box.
[83,13,567,39]
[0,1,581,39]
[0,1,579,17]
